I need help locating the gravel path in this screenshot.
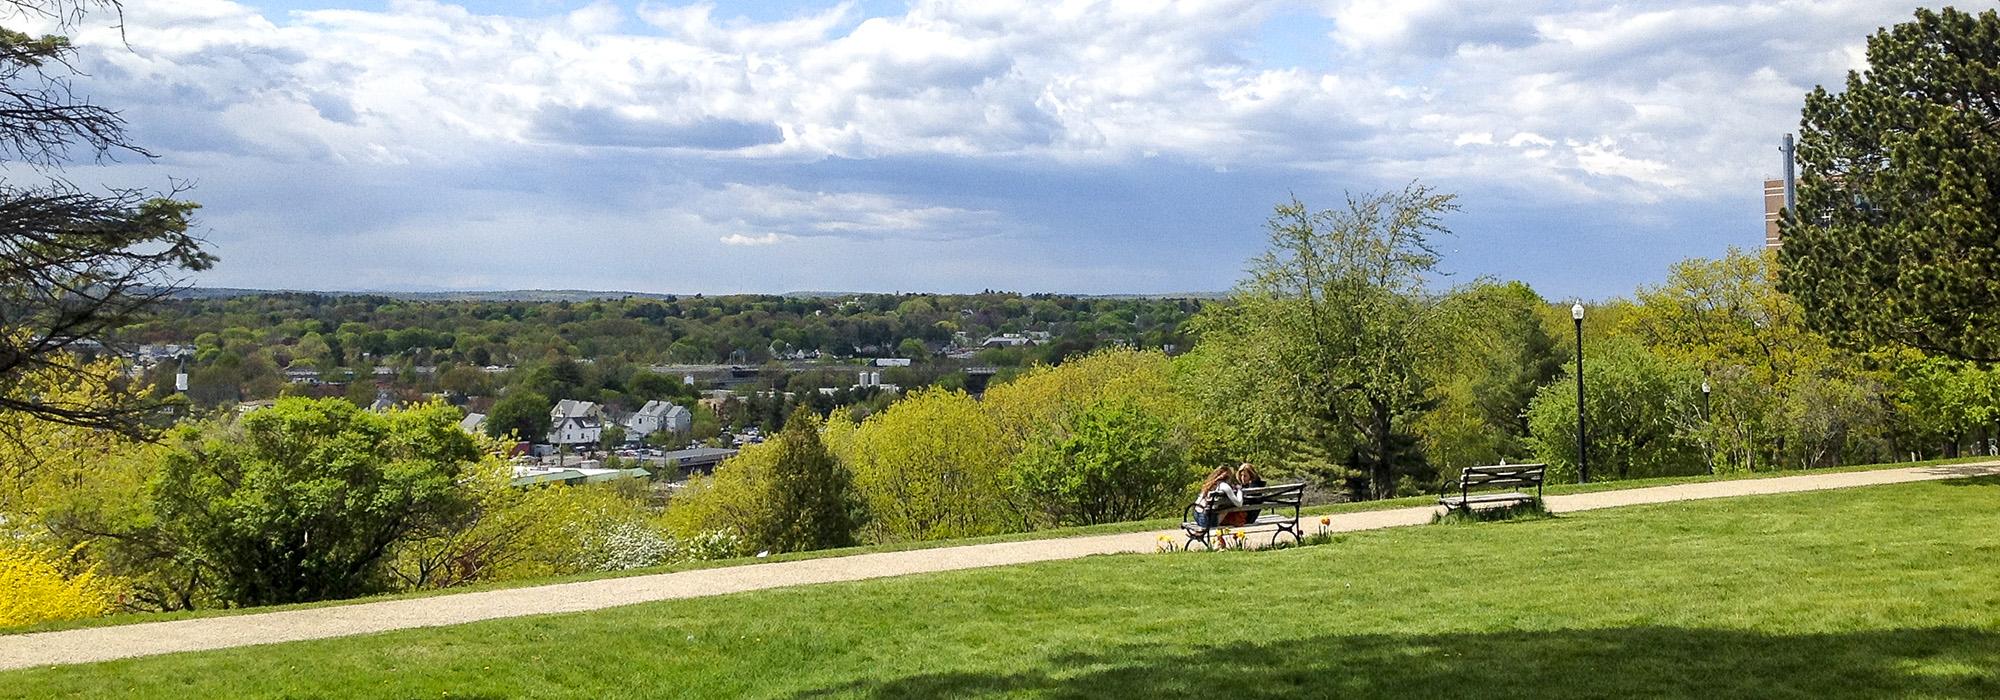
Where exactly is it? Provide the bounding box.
[3,461,1994,671]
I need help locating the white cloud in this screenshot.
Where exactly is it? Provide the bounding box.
[720,232,787,246]
[689,183,1004,242]
[29,0,1945,296]
[70,0,1920,199]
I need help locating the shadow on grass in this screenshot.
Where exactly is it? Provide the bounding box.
[1431,499,1552,525]
[1937,475,2000,487]
[791,626,2000,699]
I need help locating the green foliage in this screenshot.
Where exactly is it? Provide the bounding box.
[1625,249,1899,471]
[984,349,1201,452]
[598,425,627,451]
[485,390,551,441]
[149,398,484,606]
[668,408,864,555]
[117,292,1200,411]
[762,408,864,552]
[832,387,1017,542]
[1412,281,1563,471]
[1780,8,2000,361]
[1891,356,2000,455]
[662,449,772,557]
[1526,338,1707,482]
[0,3,212,436]
[1009,400,1196,526]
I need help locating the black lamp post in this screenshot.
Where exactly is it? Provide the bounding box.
[1572,303,1588,484]
[1701,379,1711,419]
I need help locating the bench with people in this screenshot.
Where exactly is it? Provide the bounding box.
[1179,463,1306,550]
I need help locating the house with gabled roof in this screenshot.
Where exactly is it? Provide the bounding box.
[548,399,603,447]
[624,400,691,440]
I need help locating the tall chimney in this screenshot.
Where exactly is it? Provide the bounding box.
[1780,134,1797,213]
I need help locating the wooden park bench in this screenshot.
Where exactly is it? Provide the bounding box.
[1179,483,1306,550]
[1439,463,1546,512]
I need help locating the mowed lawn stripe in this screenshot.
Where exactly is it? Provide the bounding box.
[3,477,1998,698]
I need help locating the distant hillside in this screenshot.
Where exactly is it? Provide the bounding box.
[170,288,1228,302]
[168,288,684,302]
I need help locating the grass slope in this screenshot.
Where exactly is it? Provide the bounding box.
[7,476,1998,698]
[11,456,1983,638]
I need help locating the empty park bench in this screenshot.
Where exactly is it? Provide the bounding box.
[1179,483,1306,550]
[1439,463,1546,512]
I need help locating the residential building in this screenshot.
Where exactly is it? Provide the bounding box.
[981,333,1036,348]
[459,412,486,435]
[625,400,691,439]
[548,399,604,447]
[283,364,322,384]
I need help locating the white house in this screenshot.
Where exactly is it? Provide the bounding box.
[548,399,604,447]
[283,364,322,384]
[624,400,691,440]
[981,333,1036,348]
[459,412,486,435]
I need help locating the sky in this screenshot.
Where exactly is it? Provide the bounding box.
[26,0,1928,298]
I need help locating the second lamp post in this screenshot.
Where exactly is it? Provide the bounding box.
[1572,303,1588,484]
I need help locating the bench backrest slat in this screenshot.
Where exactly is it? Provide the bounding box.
[1451,464,1546,491]
[1240,484,1305,497]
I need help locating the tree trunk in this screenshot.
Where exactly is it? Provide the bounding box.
[1370,399,1394,500]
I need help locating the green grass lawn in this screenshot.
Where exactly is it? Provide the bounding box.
[10,455,1985,638]
[7,474,1998,698]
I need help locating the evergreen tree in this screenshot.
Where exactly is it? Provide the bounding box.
[764,406,862,552]
[1780,8,2000,361]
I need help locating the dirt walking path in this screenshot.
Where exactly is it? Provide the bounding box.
[3,461,1993,671]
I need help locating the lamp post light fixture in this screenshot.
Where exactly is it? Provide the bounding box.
[1572,303,1587,484]
[1701,379,1711,419]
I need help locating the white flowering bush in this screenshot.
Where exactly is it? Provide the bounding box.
[675,530,744,562]
[573,523,746,573]
[577,520,676,571]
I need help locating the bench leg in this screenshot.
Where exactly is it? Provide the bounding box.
[1271,523,1302,547]
[1183,531,1211,551]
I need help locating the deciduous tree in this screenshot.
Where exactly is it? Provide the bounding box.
[1189,185,1461,499]
[149,398,483,606]
[1009,399,1194,526]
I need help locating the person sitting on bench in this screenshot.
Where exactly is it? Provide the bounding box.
[1235,463,1268,522]
[1191,467,1242,529]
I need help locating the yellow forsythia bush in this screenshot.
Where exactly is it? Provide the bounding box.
[0,544,115,628]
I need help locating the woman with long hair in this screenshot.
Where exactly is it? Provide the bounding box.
[1233,463,1268,524]
[1191,466,1241,529]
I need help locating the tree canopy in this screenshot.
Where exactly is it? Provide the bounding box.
[149,399,483,606]
[0,1,210,435]
[1780,7,2000,361]
[1189,185,1461,499]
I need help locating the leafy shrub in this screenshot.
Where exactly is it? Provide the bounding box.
[1010,400,1196,526]
[832,387,1017,542]
[151,398,484,606]
[0,543,115,628]
[1526,338,1707,481]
